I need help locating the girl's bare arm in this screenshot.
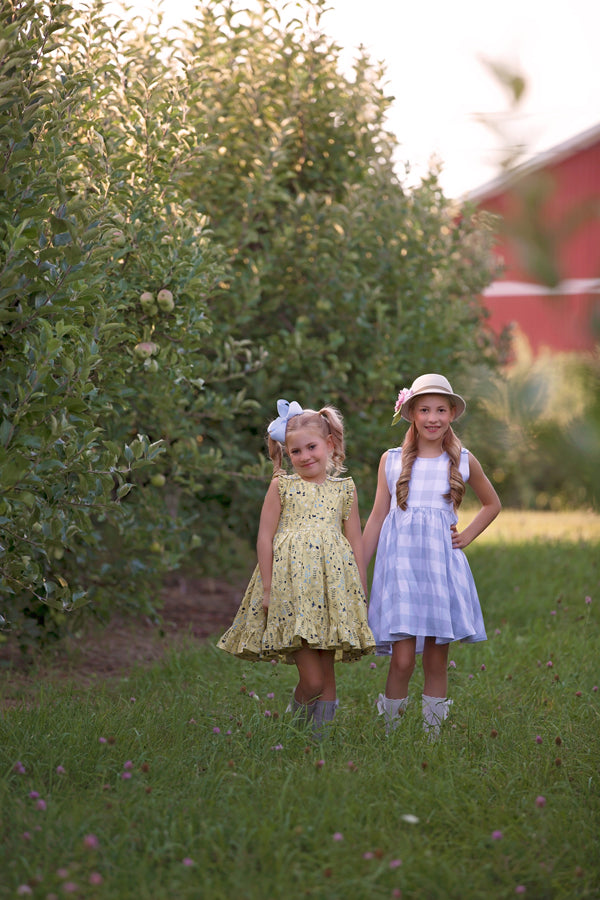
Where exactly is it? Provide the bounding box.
[451,453,501,549]
[256,478,282,609]
[362,451,391,566]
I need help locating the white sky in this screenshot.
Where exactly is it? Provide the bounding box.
[112,0,600,197]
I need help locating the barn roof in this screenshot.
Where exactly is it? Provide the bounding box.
[465,121,600,204]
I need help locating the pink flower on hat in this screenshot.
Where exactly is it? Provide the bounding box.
[394,388,413,414]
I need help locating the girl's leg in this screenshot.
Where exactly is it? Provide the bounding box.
[385,637,416,699]
[311,649,338,739]
[421,638,451,739]
[318,649,336,701]
[422,637,449,698]
[292,643,330,703]
[378,638,415,732]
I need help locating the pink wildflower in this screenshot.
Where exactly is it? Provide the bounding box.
[333,832,344,841]
[535,735,543,744]
[89,873,103,885]
[83,834,100,850]
[535,796,546,808]
[56,765,66,775]
[491,830,503,840]
[182,857,194,867]
[35,799,46,811]
[389,859,402,869]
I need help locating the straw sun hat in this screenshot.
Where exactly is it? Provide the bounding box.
[392,373,466,425]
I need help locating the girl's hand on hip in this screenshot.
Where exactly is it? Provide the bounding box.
[450,524,469,549]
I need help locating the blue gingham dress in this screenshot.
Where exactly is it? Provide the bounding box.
[368,447,486,655]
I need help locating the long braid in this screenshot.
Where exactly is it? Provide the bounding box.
[442,426,465,509]
[396,423,418,510]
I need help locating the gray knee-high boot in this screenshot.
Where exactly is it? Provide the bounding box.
[422,694,452,740]
[286,692,317,725]
[377,693,409,734]
[311,698,339,740]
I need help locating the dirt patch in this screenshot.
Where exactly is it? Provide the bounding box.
[0,576,244,696]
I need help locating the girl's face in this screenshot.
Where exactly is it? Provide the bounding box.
[411,394,456,447]
[286,426,333,483]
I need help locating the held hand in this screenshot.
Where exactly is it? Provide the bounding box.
[262,591,270,612]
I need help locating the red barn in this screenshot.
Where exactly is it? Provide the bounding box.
[467,123,600,356]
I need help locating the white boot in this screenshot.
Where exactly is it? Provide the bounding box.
[312,698,339,740]
[376,693,408,734]
[422,694,452,740]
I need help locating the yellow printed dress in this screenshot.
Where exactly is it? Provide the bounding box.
[217,474,375,663]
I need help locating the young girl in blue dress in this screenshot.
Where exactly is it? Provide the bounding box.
[363,374,501,737]
[218,399,374,737]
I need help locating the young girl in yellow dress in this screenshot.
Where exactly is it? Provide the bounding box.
[218,398,374,736]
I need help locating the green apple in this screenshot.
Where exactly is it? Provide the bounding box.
[150,473,166,487]
[134,341,159,360]
[157,289,175,312]
[139,291,155,312]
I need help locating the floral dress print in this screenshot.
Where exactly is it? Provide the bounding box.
[217,474,375,662]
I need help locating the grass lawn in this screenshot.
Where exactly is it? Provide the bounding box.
[1,511,599,899]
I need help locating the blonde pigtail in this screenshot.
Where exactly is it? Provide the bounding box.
[267,435,287,477]
[318,406,346,475]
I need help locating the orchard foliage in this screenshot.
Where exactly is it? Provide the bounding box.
[0,0,499,648]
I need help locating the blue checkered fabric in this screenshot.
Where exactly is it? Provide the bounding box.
[368,447,487,655]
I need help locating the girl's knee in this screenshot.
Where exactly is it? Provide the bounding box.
[390,652,415,682]
[297,674,324,702]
